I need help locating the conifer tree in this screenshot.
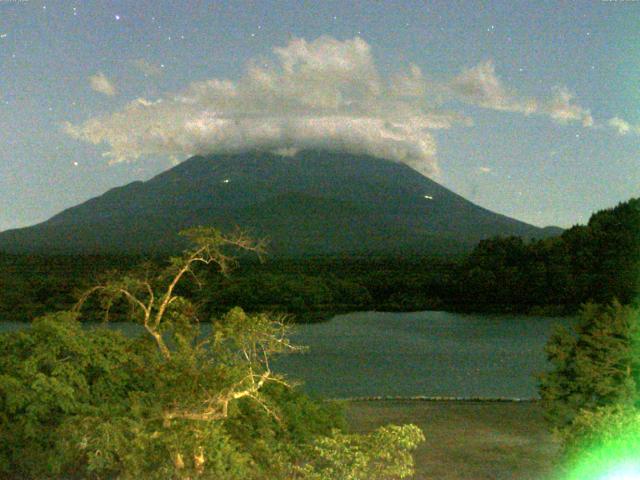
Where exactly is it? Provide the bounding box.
[539,301,640,430]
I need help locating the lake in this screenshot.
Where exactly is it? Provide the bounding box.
[0,311,569,399]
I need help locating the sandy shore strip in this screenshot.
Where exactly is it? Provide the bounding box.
[345,399,559,480]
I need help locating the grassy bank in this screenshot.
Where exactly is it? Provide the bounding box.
[345,399,559,480]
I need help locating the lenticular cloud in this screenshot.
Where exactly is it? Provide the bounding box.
[65,37,465,176]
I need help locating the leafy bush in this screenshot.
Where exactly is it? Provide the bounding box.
[296,424,424,480]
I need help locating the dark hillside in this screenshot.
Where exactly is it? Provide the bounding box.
[0,150,561,255]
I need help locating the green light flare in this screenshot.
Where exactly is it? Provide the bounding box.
[564,451,640,480]
[561,407,640,480]
[599,461,640,480]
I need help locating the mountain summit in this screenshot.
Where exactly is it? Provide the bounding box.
[0,151,561,255]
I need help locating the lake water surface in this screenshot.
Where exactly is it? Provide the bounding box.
[0,311,570,399]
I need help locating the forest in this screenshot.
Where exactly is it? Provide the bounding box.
[1,197,637,323]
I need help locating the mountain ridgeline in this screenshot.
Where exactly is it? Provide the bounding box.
[0,151,562,255]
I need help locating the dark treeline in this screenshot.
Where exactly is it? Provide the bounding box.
[455,197,640,314]
[1,198,638,322]
[0,253,460,323]
[194,255,460,322]
[0,254,143,323]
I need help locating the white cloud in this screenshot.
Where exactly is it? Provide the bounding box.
[543,86,593,127]
[608,116,640,135]
[89,72,117,96]
[66,37,476,176]
[391,64,427,98]
[67,37,618,177]
[450,62,595,129]
[451,60,537,114]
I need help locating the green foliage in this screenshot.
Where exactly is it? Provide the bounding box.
[0,228,424,479]
[0,311,152,478]
[538,301,640,431]
[0,310,393,479]
[296,424,424,480]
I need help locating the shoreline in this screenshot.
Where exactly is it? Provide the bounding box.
[345,398,558,480]
[330,396,539,402]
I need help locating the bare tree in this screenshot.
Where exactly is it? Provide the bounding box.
[74,226,300,422]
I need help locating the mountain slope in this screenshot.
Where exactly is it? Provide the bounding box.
[0,151,562,255]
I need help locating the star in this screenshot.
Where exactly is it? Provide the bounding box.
[73,161,79,167]
[114,14,121,20]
